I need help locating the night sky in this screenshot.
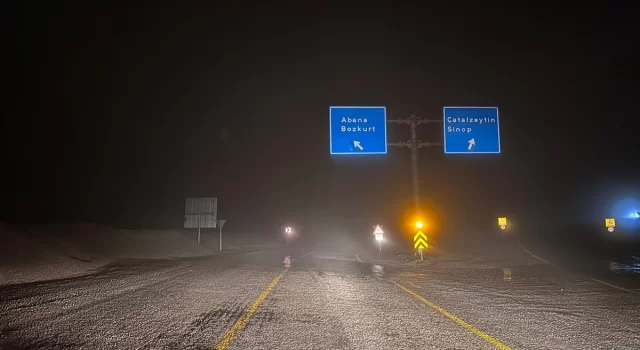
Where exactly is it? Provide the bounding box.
[7,3,639,232]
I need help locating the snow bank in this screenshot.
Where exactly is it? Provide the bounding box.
[36,224,213,262]
[0,223,215,286]
[0,223,92,285]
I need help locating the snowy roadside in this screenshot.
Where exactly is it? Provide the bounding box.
[0,223,280,286]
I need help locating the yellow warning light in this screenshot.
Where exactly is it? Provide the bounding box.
[415,221,423,229]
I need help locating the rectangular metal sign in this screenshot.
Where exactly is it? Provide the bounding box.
[414,230,428,249]
[443,106,500,154]
[329,106,387,155]
[184,198,217,228]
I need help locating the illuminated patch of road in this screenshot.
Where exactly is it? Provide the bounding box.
[214,251,315,349]
[214,269,287,350]
[392,280,512,350]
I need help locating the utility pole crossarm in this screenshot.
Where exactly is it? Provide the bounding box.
[388,141,443,148]
[387,141,413,148]
[387,119,442,125]
[418,141,443,148]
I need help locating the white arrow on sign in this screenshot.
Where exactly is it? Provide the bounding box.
[468,138,476,150]
[354,140,364,150]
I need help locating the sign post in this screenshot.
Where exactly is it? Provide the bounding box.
[443,107,500,154]
[330,106,387,155]
[284,226,293,246]
[217,220,227,252]
[185,198,217,244]
[387,116,442,212]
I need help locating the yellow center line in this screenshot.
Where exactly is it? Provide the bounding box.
[405,280,422,289]
[392,280,512,350]
[355,251,363,263]
[401,272,426,278]
[214,269,287,350]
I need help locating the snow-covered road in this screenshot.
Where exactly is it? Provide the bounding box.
[1,241,639,349]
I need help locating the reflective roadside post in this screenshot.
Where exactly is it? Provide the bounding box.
[285,226,292,246]
[605,218,615,233]
[375,233,383,251]
[373,225,385,252]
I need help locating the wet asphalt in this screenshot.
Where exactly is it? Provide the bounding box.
[1,239,640,349]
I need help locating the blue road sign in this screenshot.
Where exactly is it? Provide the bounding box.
[443,107,500,154]
[330,106,387,155]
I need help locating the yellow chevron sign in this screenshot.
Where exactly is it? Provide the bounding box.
[414,230,428,249]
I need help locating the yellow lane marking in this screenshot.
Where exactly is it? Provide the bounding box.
[400,272,426,278]
[214,269,287,350]
[392,281,512,350]
[299,251,315,259]
[521,244,640,295]
[405,280,422,289]
[355,251,363,263]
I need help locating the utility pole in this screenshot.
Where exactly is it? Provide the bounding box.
[387,115,442,212]
[409,118,419,211]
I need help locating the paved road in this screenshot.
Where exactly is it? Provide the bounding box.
[1,240,640,349]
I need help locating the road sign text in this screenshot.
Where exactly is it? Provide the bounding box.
[330,106,387,155]
[443,107,500,154]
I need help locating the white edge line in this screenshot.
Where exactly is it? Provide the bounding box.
[298,251,315,259]
[520,244,557,267]
[520,244,640,295]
